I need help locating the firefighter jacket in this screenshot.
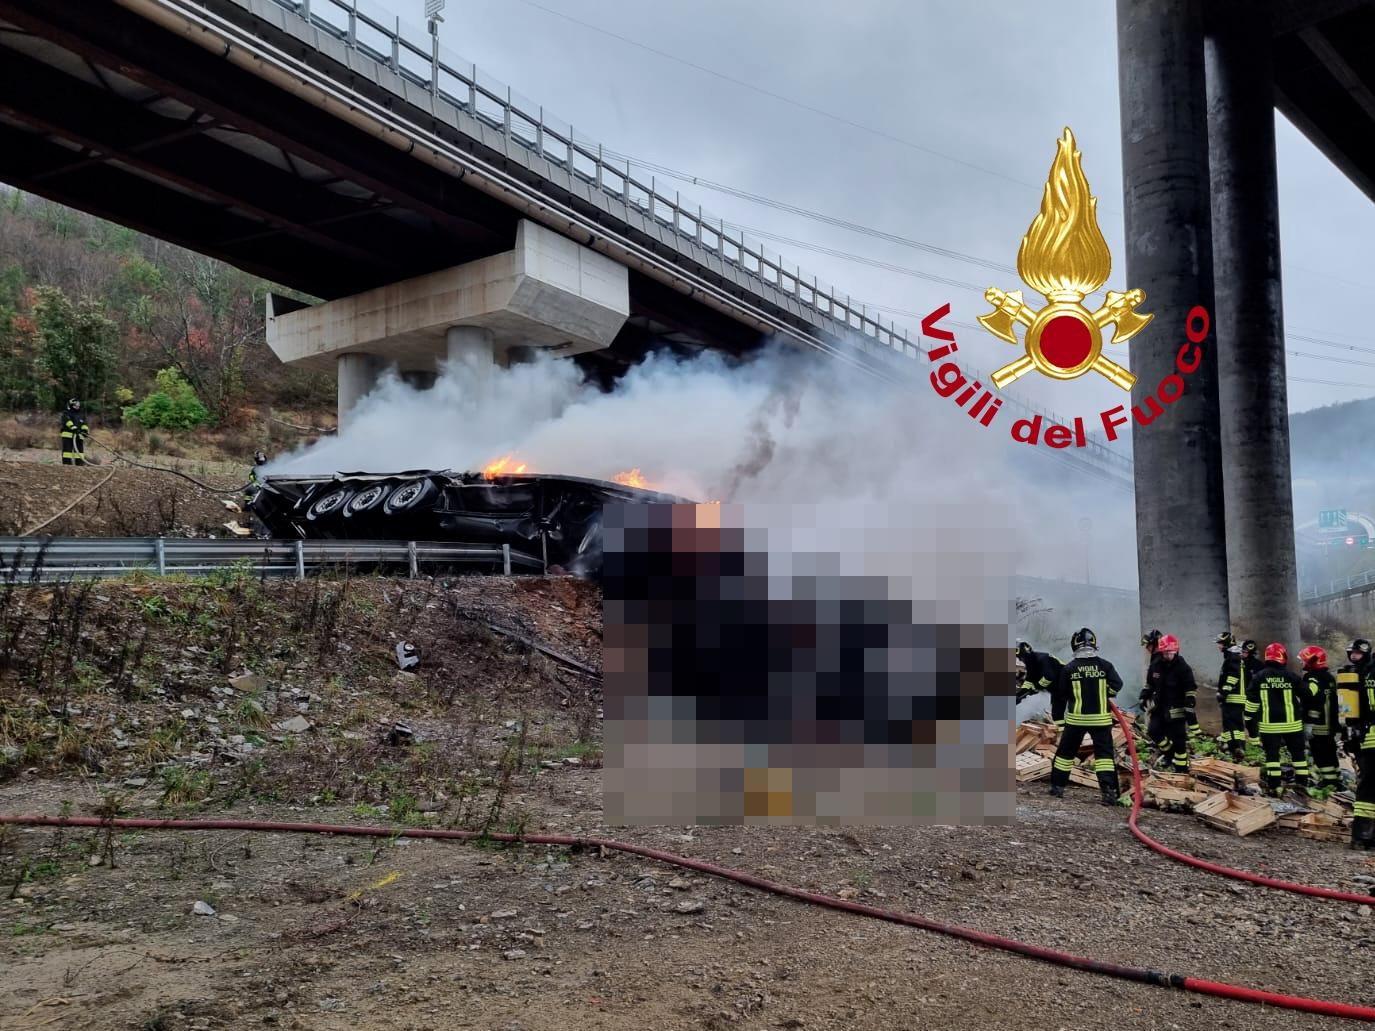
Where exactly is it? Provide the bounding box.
[1055,651,1123,728]
[1022,651,1064,698]
[60,411,88,441]
[1144,654,1197,721]
[1246,662,1312,735]
[1340,660,1375,751]
[1217,648,1253,707]
[1303,669,1340,736]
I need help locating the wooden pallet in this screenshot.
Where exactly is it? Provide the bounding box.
[1141,775,1211,811]
[1015,752,1052,783]
[1193,791,1276,837]
[1068,763,1101,788]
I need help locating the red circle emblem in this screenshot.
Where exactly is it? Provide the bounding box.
[1039,315,1092,369]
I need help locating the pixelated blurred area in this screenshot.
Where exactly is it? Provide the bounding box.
[602,501,1016,826]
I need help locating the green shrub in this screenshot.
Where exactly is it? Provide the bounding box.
[123,368,209,430]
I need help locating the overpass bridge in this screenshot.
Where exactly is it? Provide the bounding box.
[0,0,1134,488]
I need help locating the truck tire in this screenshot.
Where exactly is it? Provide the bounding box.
[344,483,391,517]
[306,487,353,521]
[383,478,435,515]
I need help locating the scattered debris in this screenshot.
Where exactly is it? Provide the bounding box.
[191,901,217,917]
[395,641,420,671]
[276,715,311,734]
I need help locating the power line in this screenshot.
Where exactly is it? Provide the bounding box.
[508,0,1043,194]
[603,147,1018,278]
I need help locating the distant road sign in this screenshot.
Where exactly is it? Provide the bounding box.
[425,0,446,18]
[1320,509,1348,530]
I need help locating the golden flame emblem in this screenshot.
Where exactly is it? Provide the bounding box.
[978,128,1152,391]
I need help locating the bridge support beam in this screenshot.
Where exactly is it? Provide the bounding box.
[446,325,497,383]
[337,352,383,430]
[1117,0,1231,664]
[1206,0,1301,648]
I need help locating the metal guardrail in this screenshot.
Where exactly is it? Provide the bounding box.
[1299,568,1375,603]
[248,0,1134,483]
[0,538,542,582]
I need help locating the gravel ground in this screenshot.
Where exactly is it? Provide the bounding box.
[3,771,1373,1030]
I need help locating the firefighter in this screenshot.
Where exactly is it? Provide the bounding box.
[1344,640,1375,849]
[1048,627,1123,807]
[1241,639,1261,739]
[60,399,89,466]
[1015,640,1065,727]
[244,450,268,507]
[1141,634,1195,774]
[1299,646,1341,796]
[1216,631,1253,762]
[1143,629,1201,742]
[1247,643,1312,796]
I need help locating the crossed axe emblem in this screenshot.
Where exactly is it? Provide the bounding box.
[979,287,1152,391]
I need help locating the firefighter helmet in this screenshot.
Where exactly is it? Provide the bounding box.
[254,450,267,465]
[1298,645,1328,671]
[1216,631,1236,648]
[1015,640,1033,662]
[1140,629,1162,650]
[1241,639,1258,657]
[67,399,80,410]
[1071,627,1097,652]
[1158,634,1180,657]
[1349,639,1372,663]
[1264,642,1287,664]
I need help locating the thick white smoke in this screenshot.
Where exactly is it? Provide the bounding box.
[268,341,1138,627]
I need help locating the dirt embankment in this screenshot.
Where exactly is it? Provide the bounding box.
[0,460,242,537]
[1,576,1373,1031]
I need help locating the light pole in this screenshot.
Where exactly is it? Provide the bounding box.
[425,0,446,92]
[1078,517,1092,586]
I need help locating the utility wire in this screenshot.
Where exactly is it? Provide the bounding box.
[508,0,1042,194]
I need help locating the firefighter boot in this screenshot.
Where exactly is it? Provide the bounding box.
[1048,783,1065,798]
[1350,817,1374,851]
[1100,784,1120,808]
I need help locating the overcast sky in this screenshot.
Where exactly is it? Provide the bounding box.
[379,0,1375,418]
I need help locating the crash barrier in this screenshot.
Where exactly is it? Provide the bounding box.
[1,814,1372,1021]
[1110,703,1375,905]
[0,537,542,582]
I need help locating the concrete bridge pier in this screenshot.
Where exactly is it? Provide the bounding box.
[266,219,629,428]
[1206,0,1301,649]
[1117,0,1231,659]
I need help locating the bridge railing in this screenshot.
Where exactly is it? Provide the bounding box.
[261,0,1133,482]
[1299,568,1375,602]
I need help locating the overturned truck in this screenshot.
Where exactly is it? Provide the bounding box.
[247,470,688,577]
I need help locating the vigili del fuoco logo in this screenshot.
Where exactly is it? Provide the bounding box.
[921,127,1210,452]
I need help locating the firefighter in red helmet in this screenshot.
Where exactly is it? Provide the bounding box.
[1141,633,1195,774]
[1247,643,1313,796]
[1299,646,1341,796]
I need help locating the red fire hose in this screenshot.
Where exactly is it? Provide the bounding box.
[1110,703,1375,906]
[3,813,1374,1020]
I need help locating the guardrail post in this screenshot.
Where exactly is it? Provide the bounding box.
[502,543,511,576]
[536,106,544,156]
[408,540,418,579]
[504,87,512,136]
[430,33,439,94]
[596,145,603,190]
[390,17,400,72]
[295,540,305,580]
[347,0,357,44]
[155,537,166,577]
[300,0,310,21]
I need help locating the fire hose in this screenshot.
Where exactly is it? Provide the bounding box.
[1110,703,1375,907]
[1,813,1373,1020]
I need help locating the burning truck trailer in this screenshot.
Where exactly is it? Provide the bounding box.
[246,468,692,578]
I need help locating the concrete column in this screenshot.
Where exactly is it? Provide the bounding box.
[1117,0,1230,663]
[1206,0,1300,649]
[445,325,496,382]
[337,352,382,429]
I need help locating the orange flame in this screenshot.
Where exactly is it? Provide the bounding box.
[1017,127,1111,301]
[482,455,528,479]
[612,468,649,489]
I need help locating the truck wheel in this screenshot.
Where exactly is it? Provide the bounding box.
[306,487,352,521]
[345,483,390,517]
[383,478,434,515]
